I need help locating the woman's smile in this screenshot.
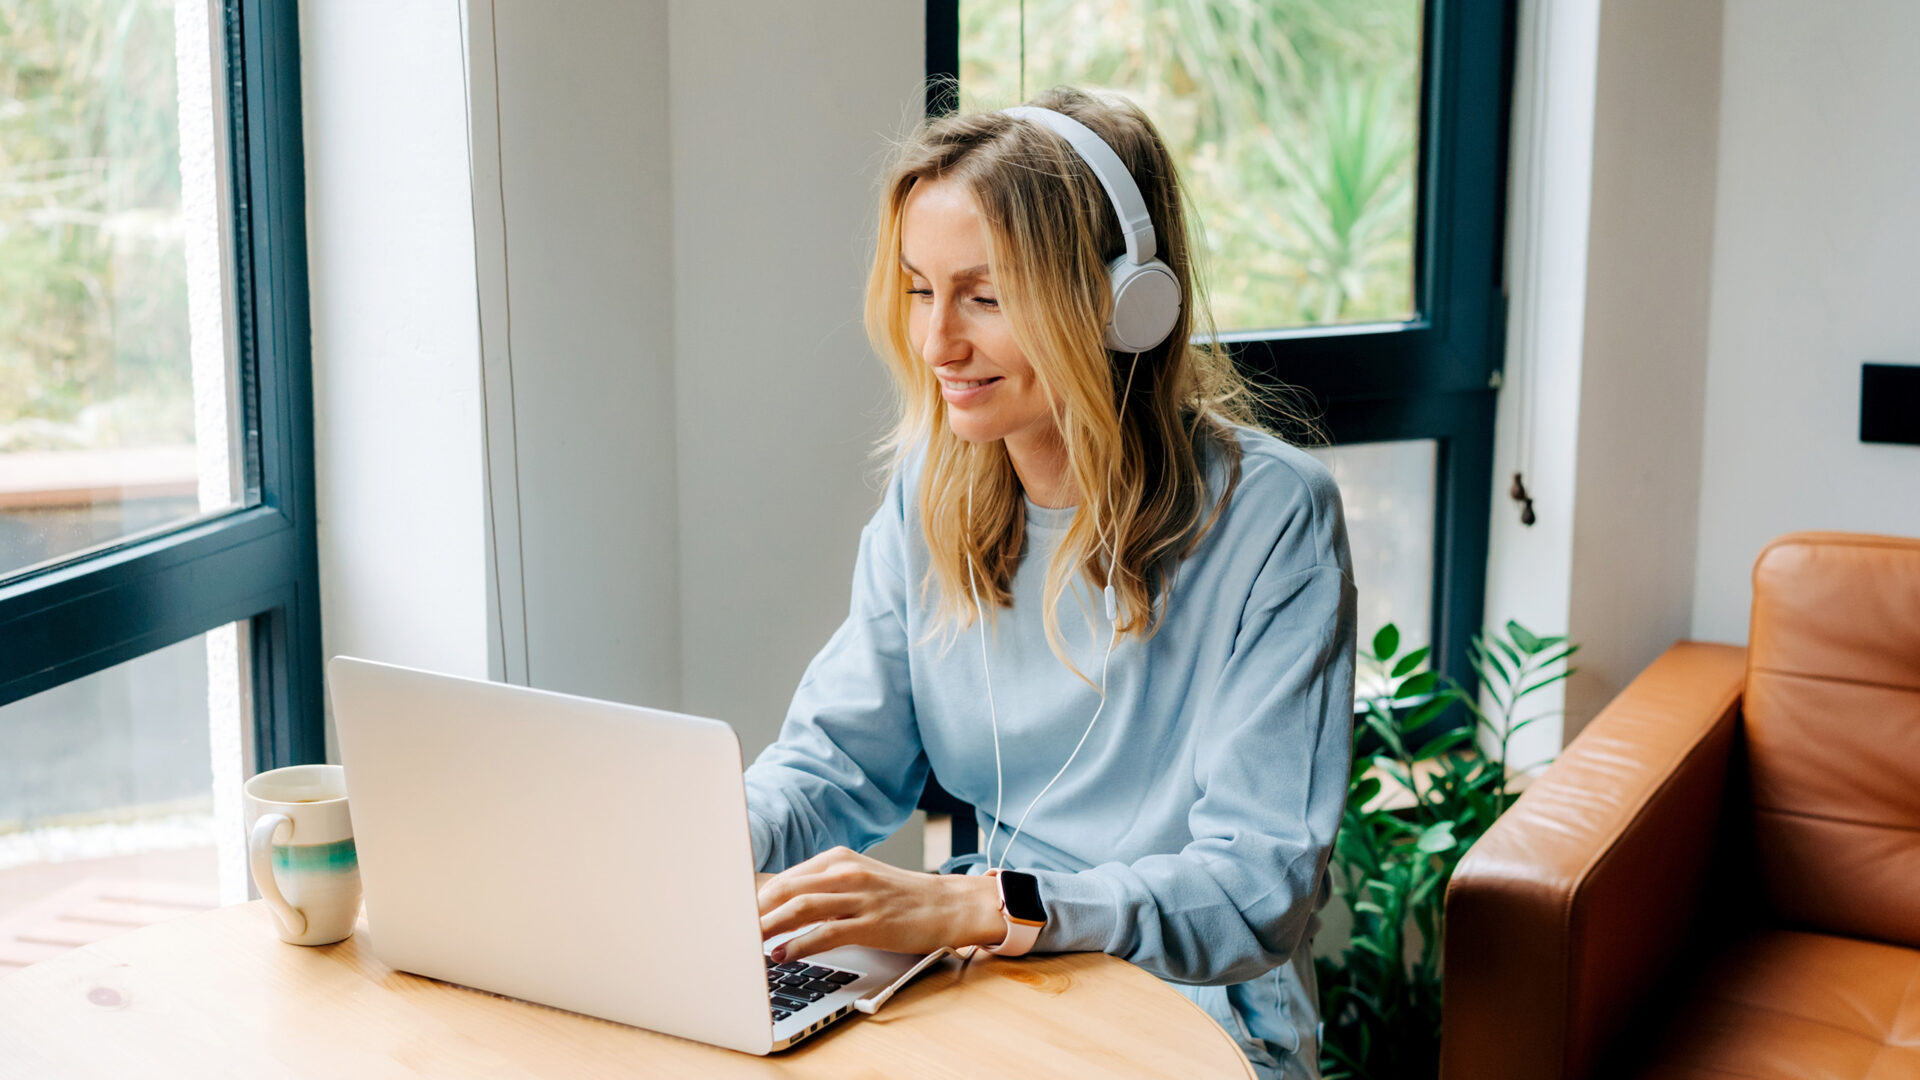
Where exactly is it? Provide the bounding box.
[939,374,1003,404]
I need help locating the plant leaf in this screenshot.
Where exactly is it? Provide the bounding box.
[1506,620,1540,653]
[1351,775,1382,808]
[1394,670,1439,701]
[1533,643,1581,670]
[1409,871,1446,907]
[1412,726,1472,761]
[1514,669,1573,703]
[1415,821,1457,854]
[1371,623,1399,661]
[1472,638,1512,687]
[1354,936,1395,961]
[1399,696,1451,733]
[1362,712,1408,759]
[1493,635,1525,675]
[1389,645,1430,679]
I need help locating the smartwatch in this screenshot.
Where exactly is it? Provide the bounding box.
[984,868,1046,956]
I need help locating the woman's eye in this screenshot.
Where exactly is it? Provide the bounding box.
[906,288,933,301]
[972,296,999,310]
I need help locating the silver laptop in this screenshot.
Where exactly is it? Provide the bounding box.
[326,656,922,1054]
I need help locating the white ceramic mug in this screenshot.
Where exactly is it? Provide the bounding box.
[244,764,361,946]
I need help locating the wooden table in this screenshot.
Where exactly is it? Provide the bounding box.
[0,900,1254,1078]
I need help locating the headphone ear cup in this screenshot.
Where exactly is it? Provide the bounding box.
[1104,256,1181,352]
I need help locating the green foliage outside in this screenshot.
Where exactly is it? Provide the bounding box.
[1315,621,1577,1078]
[960,0,1421,332]
[0,0,192,453]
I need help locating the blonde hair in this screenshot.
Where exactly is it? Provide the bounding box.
[864,86,1300,678]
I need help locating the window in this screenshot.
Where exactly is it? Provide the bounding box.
[0,624,245,971]
[930,0,1511,700]
[0,0,318,955]
[957,0,1422,335]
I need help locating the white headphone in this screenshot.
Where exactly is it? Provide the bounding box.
[1002,106,1182,353]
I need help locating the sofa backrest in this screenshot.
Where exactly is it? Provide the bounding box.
[1744,531,1920,948]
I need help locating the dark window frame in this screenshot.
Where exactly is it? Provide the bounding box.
[0,0,323,773]
[922,0,1515,853]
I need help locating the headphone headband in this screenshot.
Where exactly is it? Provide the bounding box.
[1001,106,1158,267]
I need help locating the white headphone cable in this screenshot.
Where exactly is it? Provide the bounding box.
[970,514,1117,873]
[993,605,1118,872]
[971,351,1141,874]
[966,474,1009,873]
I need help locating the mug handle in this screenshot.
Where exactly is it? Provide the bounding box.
[249,813,308,938]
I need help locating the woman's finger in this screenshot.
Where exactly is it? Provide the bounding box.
[757,848,864,914]
[774,915,867,964]
[760,889,863,939]
[757,870,818,916]
[758,867,854,916]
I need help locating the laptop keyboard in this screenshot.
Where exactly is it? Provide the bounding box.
[764,955,860,1020]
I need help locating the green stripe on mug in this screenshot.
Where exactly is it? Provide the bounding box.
[272,838,359,875]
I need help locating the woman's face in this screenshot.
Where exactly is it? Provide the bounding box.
[900,178,1057,447]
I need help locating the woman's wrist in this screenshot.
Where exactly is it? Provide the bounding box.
[944,872,1011,949]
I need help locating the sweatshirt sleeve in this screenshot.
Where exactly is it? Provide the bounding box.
[1028,533,1357,986]
[742,474,927,873]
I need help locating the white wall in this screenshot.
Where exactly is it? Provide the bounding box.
[667,2,924,759]
[300,0,491,759]
[1562,0,1722,738]
[1491,0,1919,746]
[470,1,922,758]
[479,0,684,707]
[1689,0,1920,643]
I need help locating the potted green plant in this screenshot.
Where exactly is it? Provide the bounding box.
[1315,621,1577,1079]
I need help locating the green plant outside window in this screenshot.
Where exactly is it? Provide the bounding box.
[959,0,1422,333]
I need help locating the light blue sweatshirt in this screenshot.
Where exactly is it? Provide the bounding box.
[745,425,1356,1079]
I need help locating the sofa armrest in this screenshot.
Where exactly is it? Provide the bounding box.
[1439,641,1747,1080]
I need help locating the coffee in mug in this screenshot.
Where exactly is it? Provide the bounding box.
[244,764,361,946]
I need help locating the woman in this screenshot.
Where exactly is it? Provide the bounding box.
[745,86,1355,1079]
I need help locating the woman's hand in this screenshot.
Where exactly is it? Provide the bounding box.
[757,846,1009,963]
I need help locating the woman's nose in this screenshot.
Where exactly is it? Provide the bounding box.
[921,301,968,366]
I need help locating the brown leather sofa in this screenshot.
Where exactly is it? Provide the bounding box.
[1441,531,1920,1079]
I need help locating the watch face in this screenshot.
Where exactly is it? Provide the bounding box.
[1000,870,1046,924]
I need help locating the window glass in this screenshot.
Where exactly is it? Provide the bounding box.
[1304,439,1434,698]
[958,0,1423,334]
[0,622,246,972]
[0,0,243,581]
